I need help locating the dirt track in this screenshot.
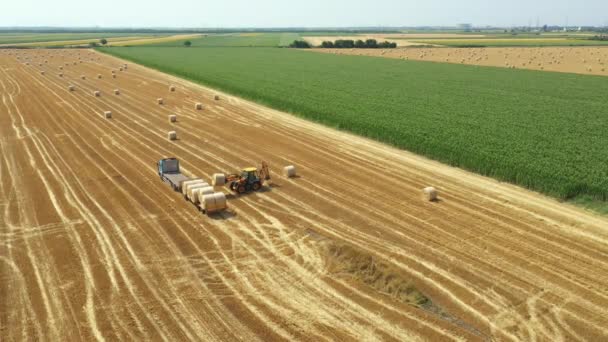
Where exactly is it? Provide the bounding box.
[1,49,608,341]
[314,46,608,76]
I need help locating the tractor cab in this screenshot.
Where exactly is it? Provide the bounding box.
[242,167,259,183]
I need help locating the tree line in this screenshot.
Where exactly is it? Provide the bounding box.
[288,38,397,49]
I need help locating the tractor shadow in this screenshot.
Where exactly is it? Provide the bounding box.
[224,183,279,200]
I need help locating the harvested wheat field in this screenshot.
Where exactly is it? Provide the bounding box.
[2,48,608,341]
[315,46,608,76]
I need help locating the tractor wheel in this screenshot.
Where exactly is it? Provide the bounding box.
[237,185,246,194]
[252,182,261,191]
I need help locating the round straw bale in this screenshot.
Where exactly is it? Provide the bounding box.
[119,67,123,72]
[214,95,220,101]
[212,173,226,186]
[97,74,102,79]
[182,179,206,196]
[423,187,438,201]
[94,91,101,97]
[81,75,86,80]
[157,98,164,105]
[213,192,227,210]
[59,66,63,70]
[114,89,120,95]
[202,193,217,212]
[104,111,112,119]
[169,85,176,92]
[68,85,75,91]
[188,183,210,202]
[283,165,296,178]
[112,74,116,79]
[169,114,177,123]
[58,73,63,77]
[168,130,177,141]
[40,71,45,75]
[195,103,203,110]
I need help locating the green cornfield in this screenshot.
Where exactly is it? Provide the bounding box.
[100,47,608,204]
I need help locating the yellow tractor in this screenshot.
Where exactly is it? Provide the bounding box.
[225,162,271,194]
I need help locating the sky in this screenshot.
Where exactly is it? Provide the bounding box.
[1,0,607,28]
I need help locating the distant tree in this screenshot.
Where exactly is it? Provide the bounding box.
[354,39,366,48]
[184,40,192,47]
[542,24,548,32]
[334,40,354,48]
[365,39,378,48]
[321,41,334,48]
[288,40,311,48]
[100,38,107,45]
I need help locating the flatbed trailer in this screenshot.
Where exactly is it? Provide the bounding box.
[158,158,191,192]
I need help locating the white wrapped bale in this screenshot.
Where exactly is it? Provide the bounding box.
[168,131,177,141]
[423,187,438,202]
[157,98,164,105]
[104,111,112,119]
[114,89,120,95]
[169,114,177,123]
[212,173,226,186]
[195,103,203,110]
[182,179,206,196]
[283,165,296,178]
[94,91,101,97]
[169,85,176,92]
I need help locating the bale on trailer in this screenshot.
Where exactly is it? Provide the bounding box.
[94,91,101,97]
[169,115,177,123]
[157,98,164,105]
[169,85,176,92]
[188,183,210,203]
[182,179,206,196]
[168,131,177,140]
[283,165,296,178]
[178,178,201,193]
[423,187,438,202]
[195,103,203,110]
[114,89,120,95]
[201,192,227,214]
[212,173,226,186]
[104,111,112,119]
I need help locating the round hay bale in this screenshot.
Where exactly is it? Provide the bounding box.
[214,95,220,101]
[111,70,116,74]
[202,193,217,213]
[195,103,203,110]
[283,165,296,178]
[179,179,201,195]
[114,89,120,95]
[81,75,86,80]
[423,187,438,201]
[213,192,227,210]
[188,183,210,202]
[58,73,63,77]
[169,85,176,92]
[119,67,123,72]
[40,71,45,75]
[59,66,63,70]
[97,74,102,79]
[183,180,206,196]
[168,130,177,141]
[94,91,101,97]
[169,114,177,123]
[112,74,116,79]
[212,173,226,186]
[157,98,164,105]
[104,111,112,119]
[68,85,75,91]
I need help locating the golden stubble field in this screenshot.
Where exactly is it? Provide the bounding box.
[314,46,608,76]
[1,48,608,341]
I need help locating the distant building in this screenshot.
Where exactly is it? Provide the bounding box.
[458,23,473,32]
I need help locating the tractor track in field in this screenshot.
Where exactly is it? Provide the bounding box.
[1,48,608,341]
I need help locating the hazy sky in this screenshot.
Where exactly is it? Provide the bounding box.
[2,0,607,28]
